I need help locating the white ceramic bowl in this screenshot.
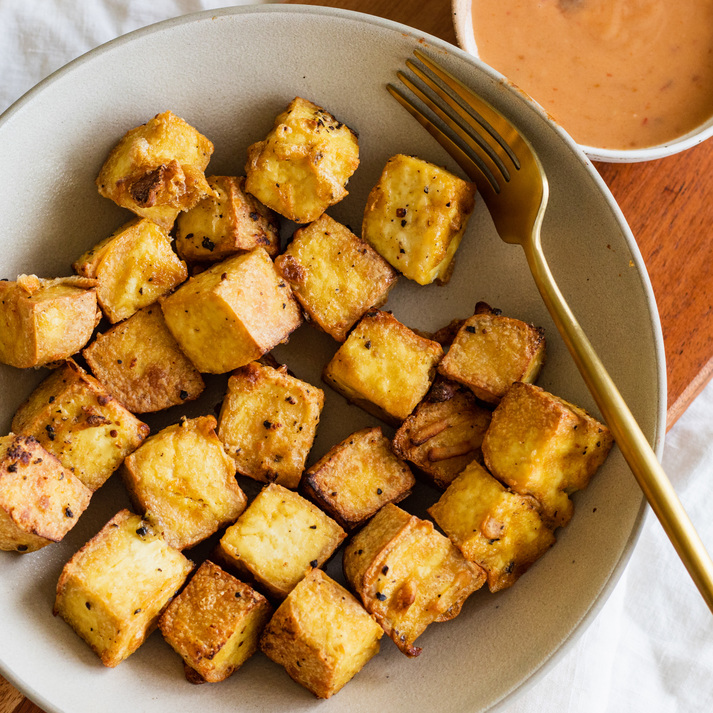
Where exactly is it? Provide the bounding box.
[0,5,665,713]
[452,0,713,162]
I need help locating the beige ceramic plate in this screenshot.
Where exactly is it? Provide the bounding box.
[0,5,665,713]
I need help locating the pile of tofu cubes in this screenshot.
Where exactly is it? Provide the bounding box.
[0,97,613,698]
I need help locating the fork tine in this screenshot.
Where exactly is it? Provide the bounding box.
[398,68,510,189]
[387,82,500,197]
[404,59,512,180]
[413,49,521,170]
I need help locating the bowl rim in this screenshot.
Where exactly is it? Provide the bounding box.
[450,0,713,162]
[0,4,666,712]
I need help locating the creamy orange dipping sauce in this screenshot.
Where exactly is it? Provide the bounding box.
[471,0,713,149]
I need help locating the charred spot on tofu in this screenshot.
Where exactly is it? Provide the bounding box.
[96,111,215,230]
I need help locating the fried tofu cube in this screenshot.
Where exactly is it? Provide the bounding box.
[53,509,193,667]
[482,382,614,528]
[392,379,492,490]
[245,97,359,223]
[175,176,280,263]
[0,434,91,552]
[0,275,100,369]
[260,569,382,699]
[217,361,323,489]
[275,214,397,342]
[96,111,215,229]
[428,461,555,592]
[217,483,345,599]
[121,416,247,550]
[73,218,188,324]
[438,302,546,404]
[159,560,272,682]
[11,360,150,491]
[361,154,476,285]
[301,427,415,530]
[343,503,485,656]
[83,304,204,413]
[323,310,444,424]
[161,248,302,374]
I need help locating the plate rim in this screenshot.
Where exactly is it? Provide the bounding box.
[0,4,667,712]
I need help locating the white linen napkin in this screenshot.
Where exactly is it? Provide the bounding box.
[1,2,712,711]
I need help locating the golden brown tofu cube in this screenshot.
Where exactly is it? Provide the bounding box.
[73,218,188,324]
[159,560,272,682]
[392,379,492,490]
[301,427,415,530]
[217,361,324,489]
[121,416,247,551]
[0,275,100,368]
[482,382,614,528]
[217,483,345,599]
[0,434,91,553]
[361,154,476,285]
[323,310,444,425]
[161,248,302,374]
[96,111,215,229]
[82,304,204,413]
[260,569,382,699]
[275,214,398,342]
[343,503,485,657]
[245,97,359,223]
[438,302,546,404]
[175,175,280,263]
[54,509,193,667]
[428,461,556,592]
[11,360,150,491]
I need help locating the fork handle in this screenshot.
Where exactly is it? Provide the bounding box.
[524,240,713,614]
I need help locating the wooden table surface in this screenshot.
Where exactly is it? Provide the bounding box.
[5,1,713,711]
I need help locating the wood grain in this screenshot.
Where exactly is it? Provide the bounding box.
[0,677,25,713]
[5,1,713,712]
[596,148,713,429]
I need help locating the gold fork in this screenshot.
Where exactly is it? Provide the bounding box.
[389,49,713,613]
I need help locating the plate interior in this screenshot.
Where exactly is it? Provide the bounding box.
[0,6,664,713]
